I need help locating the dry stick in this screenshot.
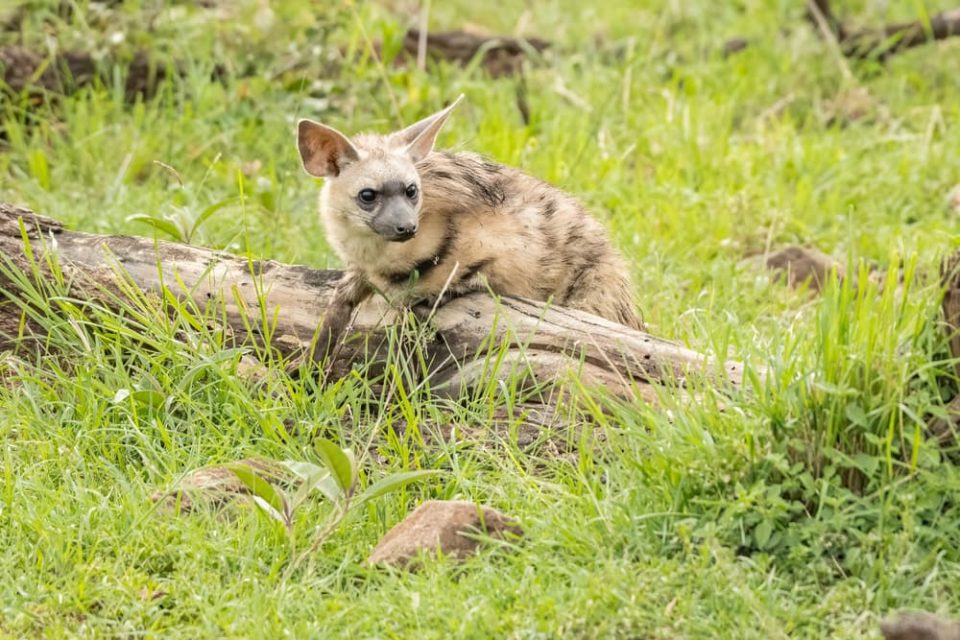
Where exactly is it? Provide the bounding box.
[805,0,854,82]
[804,0,846,39]
[416,0,430,71]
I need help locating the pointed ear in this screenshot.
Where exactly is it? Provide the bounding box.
[393,94,464,163]
[297,119,360,178]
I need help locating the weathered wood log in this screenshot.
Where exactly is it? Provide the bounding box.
[0,46,173,100]
[402,28,550,77]
[0,203,751,402]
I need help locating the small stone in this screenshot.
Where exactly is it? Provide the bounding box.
[723,37,749,57]
[236,355,268,382]
[822,86,880,125]
[151,458,286,514]
[947,184,960,215]
[765,246,844,292]
[139,586,169,601]
[881,612,960,640]
[240,160,262,176]
[367,500,523,567]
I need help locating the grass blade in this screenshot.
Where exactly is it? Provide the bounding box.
[224,462,290,528]
[313,438,354,496]
[356,470,441,505]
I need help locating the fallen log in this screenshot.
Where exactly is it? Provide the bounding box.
[0,46,174,100]
[0,203,751,402]
[401,28,550,77]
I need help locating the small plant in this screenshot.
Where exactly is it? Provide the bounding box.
[127,159,238,245]
[223,437,439,576]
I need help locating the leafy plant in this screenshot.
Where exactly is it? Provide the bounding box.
[127,196,237,245]
[127,159,238,244]
[223,438,439,576]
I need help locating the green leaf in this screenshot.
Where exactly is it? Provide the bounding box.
[313,438,354,496]
[283,460,326,480]
[131,389,166,409]
[357,470,440,505]
[844,402,868,428]
[852,453,879,477]
[177,349,245,391]
[28,149,51,190]
[250,496,289,527]
[188,197,238,241]
[282,460,341,504]
[754,519,773,550]
[225,462,290,528]
[112,388,165,410]
[126,213,186,243]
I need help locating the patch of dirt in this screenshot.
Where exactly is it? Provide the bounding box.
[0,46,175,100]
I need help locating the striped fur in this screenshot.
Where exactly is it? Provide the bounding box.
[298,98,643,349]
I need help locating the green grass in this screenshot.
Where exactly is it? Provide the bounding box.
[2,0,960,637]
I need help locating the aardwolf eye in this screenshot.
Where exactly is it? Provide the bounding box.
[357,189,378,204]
[405,184,419,200]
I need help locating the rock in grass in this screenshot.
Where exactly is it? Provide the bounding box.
[764,246,844,292]
[151,458,288,514]
[881,612,960,640]
[948,184,960,215]
[368,500,523,567]
[821,86,884,126]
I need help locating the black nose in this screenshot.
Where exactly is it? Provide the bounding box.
[395,224,417,235]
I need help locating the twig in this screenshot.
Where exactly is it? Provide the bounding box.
[805,0,854,81]
[417,0,430,71]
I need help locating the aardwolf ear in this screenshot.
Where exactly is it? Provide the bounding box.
[297,119,360,178]
[392,94,464,163]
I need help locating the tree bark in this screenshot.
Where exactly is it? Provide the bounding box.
[0,203,751,403]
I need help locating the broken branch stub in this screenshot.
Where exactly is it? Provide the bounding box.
[0,203,750,402]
